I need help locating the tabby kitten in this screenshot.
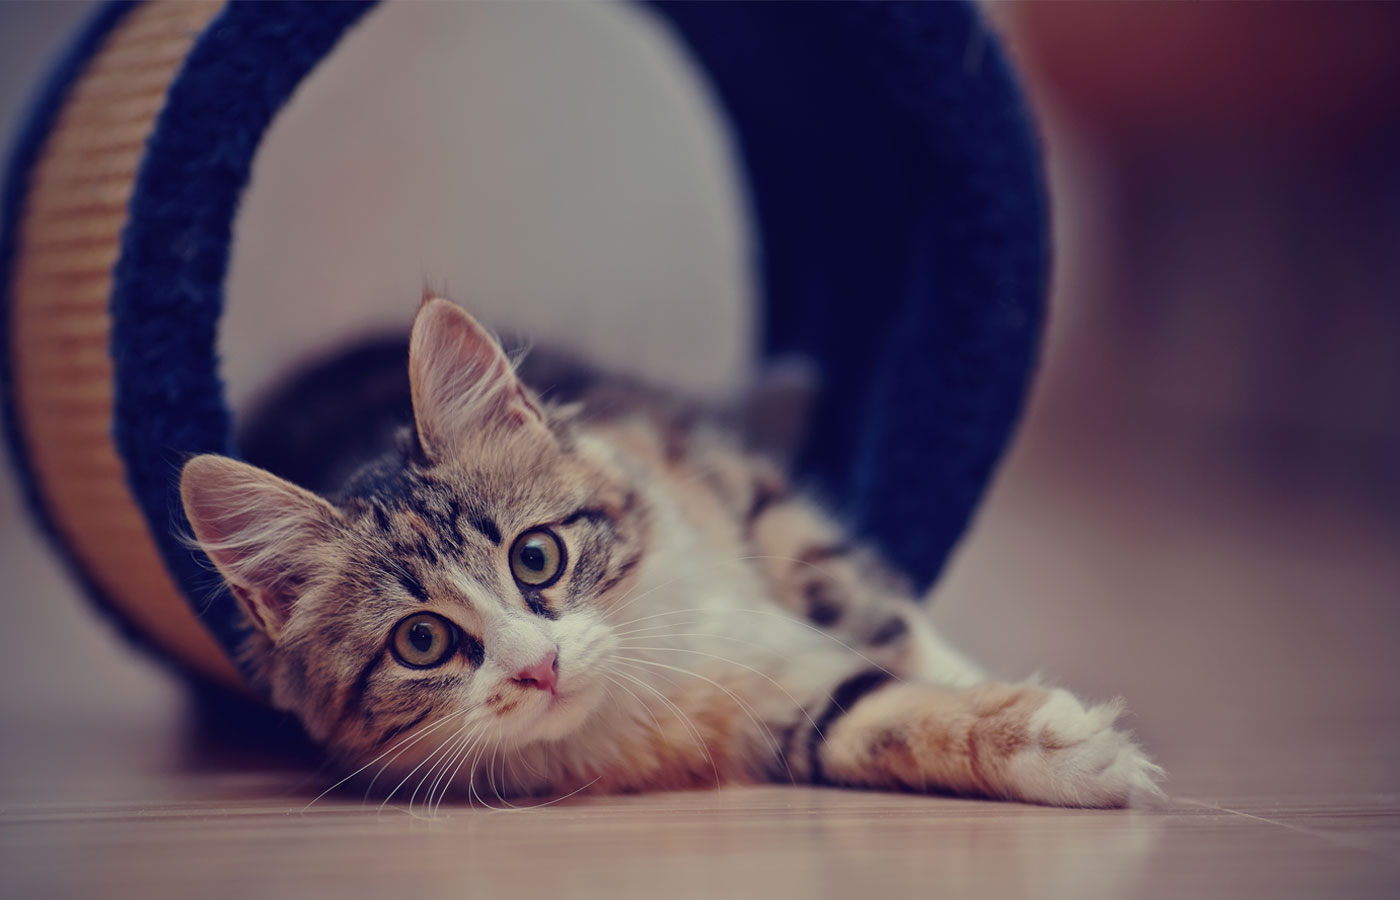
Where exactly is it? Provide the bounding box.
[180,297,1163,808]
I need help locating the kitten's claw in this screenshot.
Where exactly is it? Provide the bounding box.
[1002,688,1165,808]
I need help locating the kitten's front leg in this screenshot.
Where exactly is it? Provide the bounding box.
[805,675,1164,808]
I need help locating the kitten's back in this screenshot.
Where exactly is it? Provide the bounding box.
[237,335,718,497]
[237,337,415,497]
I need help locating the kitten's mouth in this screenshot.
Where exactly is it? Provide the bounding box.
[525,685,561,706]
[510,678,569,716]
[512,678,602,742]
[541,683,582,711]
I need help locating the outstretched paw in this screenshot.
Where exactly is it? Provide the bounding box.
[1000,688,1164,808]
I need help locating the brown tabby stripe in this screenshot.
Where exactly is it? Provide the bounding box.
[594,551,643,597]
[807,670,894,786]
[799,543,853,564]
[395,571,430,603]
[804,582,843,626]
[466,514,501,545]
[744,480,785,528]
[344,651,387,717]
[459,634,486,668]
[560,506,611,528]
[524,591,558,620]
[374,708,432,748]
[868,616,909,647]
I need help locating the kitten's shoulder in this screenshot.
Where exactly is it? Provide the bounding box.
[519,347,817,464]
[236,333,812,499]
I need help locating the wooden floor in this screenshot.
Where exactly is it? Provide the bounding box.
[3,401,1398,899]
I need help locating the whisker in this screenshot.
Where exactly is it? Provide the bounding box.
[609,655,796,786]
[435,726,489,815]
[465,735,505,811]
[617,631,768,649]
[363,711,465,800]
[603,548,838,623]
[512,734,548,782]
[602,671,688,755]
[488,741,516,809]
[604,558,733,620]
[493,738,530,811]
[614,643,826,742]
[602,668,722,789]
[615,605,902,681]
[603,561,697,617]
[612,620,702,638]
[302,710,459,813]
[425,722,484,815]
[600,672,670,744]
[410,723,471,816]
[501,775,603,811]
[378,723,470,815]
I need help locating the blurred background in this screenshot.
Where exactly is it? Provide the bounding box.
[1,0,1397,818]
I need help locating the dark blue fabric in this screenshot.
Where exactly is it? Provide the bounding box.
[6,0,1046,684]
[110,0,375,673]
[647,2,1048,587]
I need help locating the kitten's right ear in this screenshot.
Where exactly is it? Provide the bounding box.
[180,455,339,641]
[409,297,548,460]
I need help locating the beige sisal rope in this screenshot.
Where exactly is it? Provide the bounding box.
[8,1,243,690]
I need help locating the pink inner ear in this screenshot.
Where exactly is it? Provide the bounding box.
[448,311,507,383]
[409,298,546,455]
[180,455,335,639]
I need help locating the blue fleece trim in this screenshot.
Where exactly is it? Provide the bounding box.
[110,0,376,678]
[645,2,1048,586]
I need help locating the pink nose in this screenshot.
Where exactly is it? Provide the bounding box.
[511,650,559,694]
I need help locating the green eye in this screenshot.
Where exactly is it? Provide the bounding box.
[509,527,565,588]
[391,613,457,669]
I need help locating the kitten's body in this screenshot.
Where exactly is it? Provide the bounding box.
[183,298,1162,808]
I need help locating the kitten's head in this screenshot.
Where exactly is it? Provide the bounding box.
[181,298,649,779]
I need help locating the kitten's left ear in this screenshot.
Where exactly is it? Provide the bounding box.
[409,297,548,459]
[180,455,340,641]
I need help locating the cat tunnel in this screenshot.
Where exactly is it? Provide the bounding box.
[0,1,1047,693]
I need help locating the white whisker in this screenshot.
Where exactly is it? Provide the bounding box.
[301,710,461,813]
[614,604,901,681]
[603,668,722,789]
[609,655,797,786]
[378,722,470,815]
[615,643,827,741]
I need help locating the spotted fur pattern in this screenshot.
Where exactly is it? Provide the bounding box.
[181,297,1163,808]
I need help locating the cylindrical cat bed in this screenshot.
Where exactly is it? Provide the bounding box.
[1,0,1047,693]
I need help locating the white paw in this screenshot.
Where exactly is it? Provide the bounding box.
[1002,688,1165,808]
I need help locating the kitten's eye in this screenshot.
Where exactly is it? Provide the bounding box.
[391,613,457,669]
[509,527,565,588]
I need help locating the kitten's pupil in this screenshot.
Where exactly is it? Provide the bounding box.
[409,622,436,653]
[521,543,546,571]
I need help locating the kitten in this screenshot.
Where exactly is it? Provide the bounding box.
[180,296,1163,807]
